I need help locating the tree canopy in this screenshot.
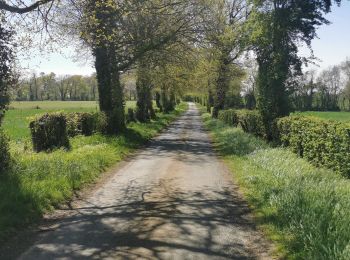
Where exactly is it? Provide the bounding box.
[0,0,345,136]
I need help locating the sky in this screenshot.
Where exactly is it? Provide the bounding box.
[19,1,350,76]
[302,0,350,72]
[19,48,96,76]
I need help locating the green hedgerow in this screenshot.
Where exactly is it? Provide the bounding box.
[218,109,239,127]
[236,110,266,138]
[278,116,350,177]
[66,112,95,137]
[29,113,70,152]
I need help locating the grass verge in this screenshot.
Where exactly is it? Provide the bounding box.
[0,103,187,242]
[202,113,350,260]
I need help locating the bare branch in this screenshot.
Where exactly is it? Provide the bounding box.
[0,0,54,14]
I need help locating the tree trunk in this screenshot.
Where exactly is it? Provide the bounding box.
[136,59,154,122]
[207,89,214,113]
[155,91,162,112]
[94,45,125,134]
[212,51,230,118]
[161,86,169,113]
[256,51,289,140]
[29,83,34,101]
[95,46,112,112]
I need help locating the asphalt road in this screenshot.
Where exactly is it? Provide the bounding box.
[19,103,272,260]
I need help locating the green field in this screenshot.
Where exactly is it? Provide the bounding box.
[298,111,350,122]
[3,101,136,140]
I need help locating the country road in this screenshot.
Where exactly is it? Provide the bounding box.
[19,103,273,260]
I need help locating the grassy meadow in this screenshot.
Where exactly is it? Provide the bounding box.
[202,113,350,259]
[298,111,350,122]
[0,101,187,242]
[3,101,136,140]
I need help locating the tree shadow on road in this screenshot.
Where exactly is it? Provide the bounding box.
[20,183,269,260]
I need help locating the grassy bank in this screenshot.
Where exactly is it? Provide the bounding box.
[0,103,187,241]
[202,113,350,260]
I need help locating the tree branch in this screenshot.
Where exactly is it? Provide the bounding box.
[0,0,54,14]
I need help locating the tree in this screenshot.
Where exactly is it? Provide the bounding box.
[315,66,341,111]
[247,0,342,140]
[132,1,198,122]
[0,0,54,14]
[291,70,317,111]
[136,57,156,122]
[340,58,350,110]
[80,0,197,133]
[189,50,218,113]
[341,81,350,111]
[200,0,248,118]
[241,57,258,109]
[13,72,99,102]
[0,16,14,125]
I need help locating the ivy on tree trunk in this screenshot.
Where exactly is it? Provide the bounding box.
[212,51,231,118]
[94,45,125,134]
[136,59,155,122]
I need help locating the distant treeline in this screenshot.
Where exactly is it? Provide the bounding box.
[12,73,98,101]
[12,72,138,102]
[290,59,350,112]
[224,58,350,112]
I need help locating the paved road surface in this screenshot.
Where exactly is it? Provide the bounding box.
[19,103,272,260]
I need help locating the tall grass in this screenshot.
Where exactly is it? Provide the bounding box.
[202,113,350,260]
[0,103,187,241]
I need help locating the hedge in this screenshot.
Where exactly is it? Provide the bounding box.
[0,129,10,174]
[236,110,266,138]
[218,109,239,127]
[66,112,95,137]
[277,116,350,177]
[92,112,108,134]
[67,112,108,137]
[218,109,266,137]
[28,111,114,153]
[217,109,265,138]
[216,109,350,176]
[30,113,70,152]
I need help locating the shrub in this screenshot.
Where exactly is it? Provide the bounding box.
[0,129,10,173]
[126,108,136,123]
[29,113,70,152]
[217,109,267,138]
[278,116,350,177]
[237,110,266,138]
[218,109,239,127]
[66,112,95,137]
[92,112,108,134]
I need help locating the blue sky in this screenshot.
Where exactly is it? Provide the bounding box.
[20,2,350,76]
[303,0,350,71]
